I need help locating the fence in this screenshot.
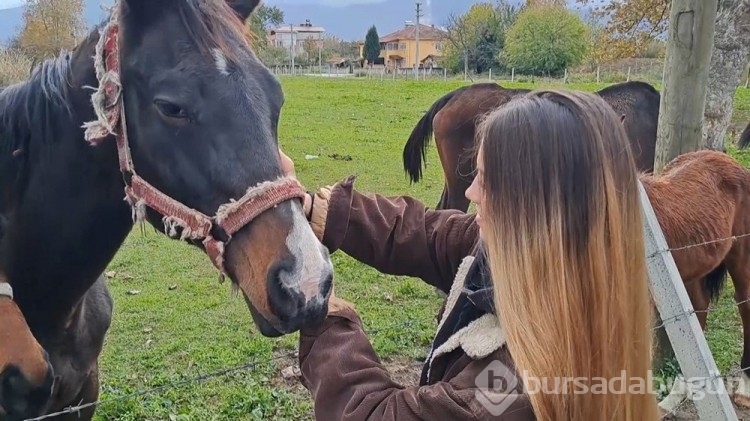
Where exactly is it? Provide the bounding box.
[265,59,677,87]
[19,198,750,420]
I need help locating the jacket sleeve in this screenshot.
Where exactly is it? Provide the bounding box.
[308,176,480,293]
[298,307,534,421]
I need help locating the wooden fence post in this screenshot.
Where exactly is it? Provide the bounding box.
[654,0,719,172]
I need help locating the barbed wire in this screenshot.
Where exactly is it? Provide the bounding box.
[647,232,750,260]
[22,231,750,420]
[22,319,422,421]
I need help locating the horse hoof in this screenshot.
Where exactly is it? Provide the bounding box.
[733,393,750,408]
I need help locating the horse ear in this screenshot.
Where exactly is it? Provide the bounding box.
[226,0,261,21]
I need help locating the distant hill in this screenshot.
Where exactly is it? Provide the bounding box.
[0,0,594,45]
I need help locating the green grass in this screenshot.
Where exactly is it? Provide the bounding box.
[93,77,750,419]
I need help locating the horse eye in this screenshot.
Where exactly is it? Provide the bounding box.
[154,100,188,120]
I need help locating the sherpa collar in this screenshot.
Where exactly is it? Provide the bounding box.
[419,254,506,385]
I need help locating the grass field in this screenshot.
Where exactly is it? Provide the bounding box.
[92,77,750,420]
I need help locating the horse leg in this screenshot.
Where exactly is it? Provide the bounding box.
[726,249,750,408]
[436,183,449,210]
[446,177,471,213]
[58,365,100,421]
[658,277,711,415]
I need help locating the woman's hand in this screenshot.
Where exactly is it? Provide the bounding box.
[279,147,296,177]
[278,147,313,218]
[327,287,355,315]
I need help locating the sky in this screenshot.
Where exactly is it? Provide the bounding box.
[0,0,23,9]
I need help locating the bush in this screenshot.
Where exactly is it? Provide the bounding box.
[0,48,33,87]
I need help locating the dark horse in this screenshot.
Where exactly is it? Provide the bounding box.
[741,121,750,149]
[403,81,661,211]
[0,0,333,419]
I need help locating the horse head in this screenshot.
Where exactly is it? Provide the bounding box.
[0,282,54,421]
[84,0,333,336]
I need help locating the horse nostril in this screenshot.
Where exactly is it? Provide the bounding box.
[0,365,54,419]
[267,259,301,322]
[321,271,333,299]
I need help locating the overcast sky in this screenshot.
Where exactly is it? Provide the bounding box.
[0,0,23,9]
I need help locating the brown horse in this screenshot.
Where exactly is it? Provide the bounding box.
[403,81,661,211]
[0,280,54,421]
[740,121,750,149]
[639,150,750,411]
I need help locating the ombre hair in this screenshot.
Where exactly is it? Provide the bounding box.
[477,89,659,420]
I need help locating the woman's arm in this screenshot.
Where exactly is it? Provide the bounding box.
[307,176,479,294]
[298,306,533,421]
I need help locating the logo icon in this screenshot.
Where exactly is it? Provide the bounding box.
[475,360,520,416]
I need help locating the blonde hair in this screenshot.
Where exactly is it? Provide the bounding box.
[477,89,659,420]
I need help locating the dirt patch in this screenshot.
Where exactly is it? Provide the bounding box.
[662,400,750,420]
[271,350,424,412]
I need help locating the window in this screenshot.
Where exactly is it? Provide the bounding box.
[400,43,407,50]
[435,42,443,51]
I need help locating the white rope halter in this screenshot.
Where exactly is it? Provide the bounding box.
[0,282,13,299]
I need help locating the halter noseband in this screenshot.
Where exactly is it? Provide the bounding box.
[81,13,305,276]
[0,282,12,300]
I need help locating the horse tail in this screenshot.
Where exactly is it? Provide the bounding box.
[705,262,729,303]
[739,121,750,149]
[403,88,460,184]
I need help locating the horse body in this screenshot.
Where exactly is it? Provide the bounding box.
[641,150,750,409]
[403,81,660,211]
[0,0,333,418]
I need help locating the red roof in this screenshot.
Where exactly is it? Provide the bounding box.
[380,24,447,43]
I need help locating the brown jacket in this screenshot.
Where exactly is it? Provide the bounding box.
[298,176,536,420]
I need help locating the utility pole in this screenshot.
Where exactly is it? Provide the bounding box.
[415,1,422,80]
[318,32,322,74]
[653,0,718,173]
[289,24,295,75]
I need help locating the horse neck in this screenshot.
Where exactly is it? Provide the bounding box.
[0,42,134,336]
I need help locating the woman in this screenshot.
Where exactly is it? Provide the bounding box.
[283,89,660,420]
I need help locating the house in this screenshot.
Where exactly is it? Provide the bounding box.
[359,21,447,69]
[269,20,325,57]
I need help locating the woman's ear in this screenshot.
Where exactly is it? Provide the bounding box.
[226,0,262,21]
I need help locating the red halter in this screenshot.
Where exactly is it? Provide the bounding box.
[83,19,305,276]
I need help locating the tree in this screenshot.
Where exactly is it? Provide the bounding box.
[443,1,520,76]
[702,0,750,150]
[302,37,320,65]
[18,0,86,62]
[363,26,380,65]
[248,4,284,47]
[525,0,567,8]
[576,0,750,150]
[504,5,588,76]
[580,11,613,70]
[576,0,669,58]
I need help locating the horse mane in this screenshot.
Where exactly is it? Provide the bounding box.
[176,0,256,63]
[0,50,78,158]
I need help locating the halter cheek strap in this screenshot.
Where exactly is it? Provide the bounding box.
[80,9,306,277]
[0,282,13,300]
